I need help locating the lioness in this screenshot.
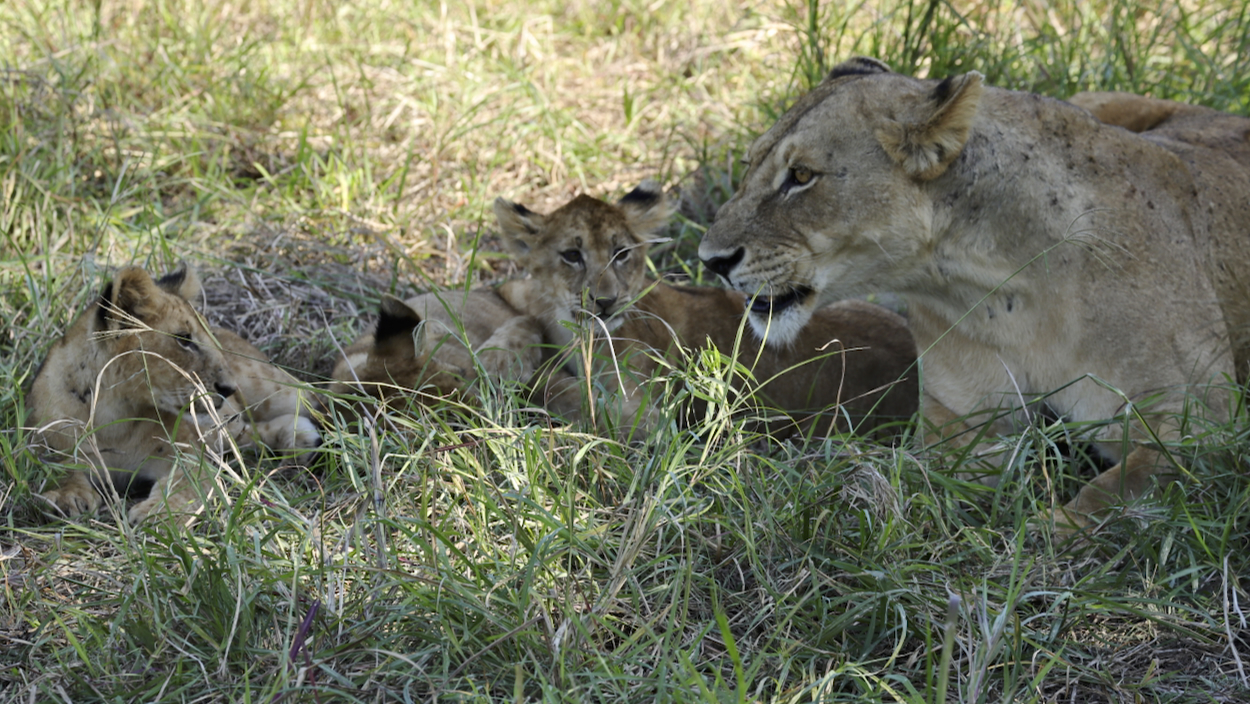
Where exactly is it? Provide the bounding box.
[31,265,321,523]
[494,184,918,436]
[699,56,1249,529]
[328,289,545,405]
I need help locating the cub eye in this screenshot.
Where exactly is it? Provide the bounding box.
[174,332,198,351]
[560,250,584,265]
[612,247,630,264]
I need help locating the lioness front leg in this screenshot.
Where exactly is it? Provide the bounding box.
[39,470,103,518]
[1047,445,1175,532]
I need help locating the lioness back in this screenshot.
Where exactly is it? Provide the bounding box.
[1071,90,1250,374]
[329,289,545,406]
[30,265,320,523]
[493,183,918,436]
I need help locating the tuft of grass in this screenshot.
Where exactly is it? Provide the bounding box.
[2,0,1249,702]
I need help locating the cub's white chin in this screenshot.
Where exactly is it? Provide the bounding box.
[747,304,812,347]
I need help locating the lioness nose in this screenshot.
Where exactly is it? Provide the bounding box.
[215,381,237,399]
[594,296,617,315]
[702,247,745,279]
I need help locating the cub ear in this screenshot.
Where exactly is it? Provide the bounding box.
[493,197,546,261]
[617,180,675,242]
[374,295,424,346]
[153,264,203,302]
[98,266,162,330]
[876,71,984,180]
[824,56,892,83]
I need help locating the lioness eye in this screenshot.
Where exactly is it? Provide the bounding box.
[174,332,198,351]
[790,167,813,185]
[612,247,629,264]
[561,250,584,265]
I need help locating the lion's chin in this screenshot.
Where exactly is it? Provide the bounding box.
[742,286,816,346]
[746,300,815,347]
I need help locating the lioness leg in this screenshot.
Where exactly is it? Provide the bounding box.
[1048,446,1176,531]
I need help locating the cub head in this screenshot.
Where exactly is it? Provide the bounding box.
[90,265,237,413]
[329,296,464,404]
[699,57,983,344]
[494,182,674,345]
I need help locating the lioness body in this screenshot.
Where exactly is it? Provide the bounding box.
[495,185,918,435]
[32,266,320,523]
[329,289,545,404]
[699,57,1248,525]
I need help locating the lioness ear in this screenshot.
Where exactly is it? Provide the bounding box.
[99,266,162,329]
[374,296,424,347]
[876,71,984,180]
[493,197,546,261]
[618,180,675,243]
[824,56,892,83]
[154,264,203,302]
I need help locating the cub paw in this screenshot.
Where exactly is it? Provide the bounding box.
[290,415,322,450]
[39,481,103,518]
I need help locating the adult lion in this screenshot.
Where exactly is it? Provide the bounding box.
[699,57,1250,529]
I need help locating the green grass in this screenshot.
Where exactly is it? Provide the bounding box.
[2,0,1249,701]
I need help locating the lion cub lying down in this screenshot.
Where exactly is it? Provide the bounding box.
[31,266,321,523]
[328,289,545,406]
[493,184,919,436]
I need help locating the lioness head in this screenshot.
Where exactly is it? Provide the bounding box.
[91,266,238,413]
[699,57,983,344]
[494,182,674,345]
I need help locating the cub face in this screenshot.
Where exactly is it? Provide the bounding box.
[494,182,674,343]
[699,57,983,344]
[92,266,238,415]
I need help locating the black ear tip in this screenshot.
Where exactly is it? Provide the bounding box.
[512,202,534,216]
[154,267,187,291]
[620,183,662,206]
[826,56,892,82]
[374,296,421,342]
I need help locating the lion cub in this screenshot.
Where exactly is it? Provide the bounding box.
[328,289,545,406]
[492,184,919,436]
[30,265,321,523]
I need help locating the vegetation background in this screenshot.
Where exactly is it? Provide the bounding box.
[1,0,1248,701]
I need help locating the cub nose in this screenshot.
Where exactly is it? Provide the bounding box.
[215,381,238,400]
[702,247,745,279]
[594,296,618,316]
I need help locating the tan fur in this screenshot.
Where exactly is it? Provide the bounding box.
[30,266,320,523]
[328,289,545,407]
[494,186,918,436]
[699,58,1250,530]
